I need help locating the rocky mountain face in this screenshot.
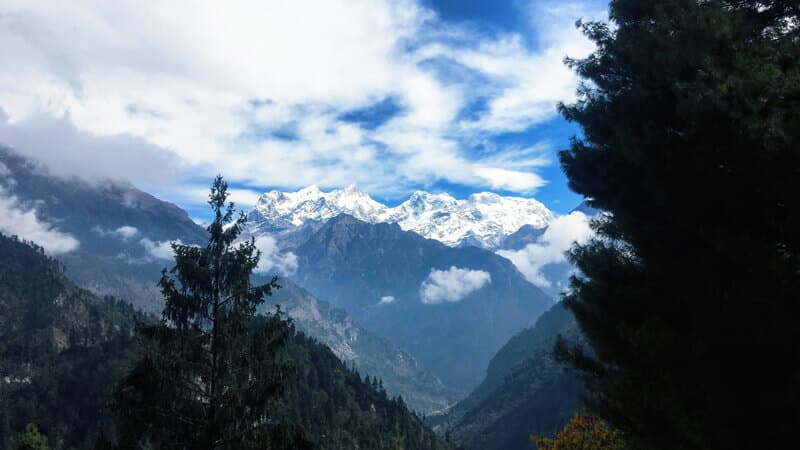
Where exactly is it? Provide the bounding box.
[291,214,553,391]
[432,303,584,450]
[266,279,460,413]
[247,185,554,249]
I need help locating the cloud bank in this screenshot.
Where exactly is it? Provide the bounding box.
[498,211,593,288]
[420,266,491,304]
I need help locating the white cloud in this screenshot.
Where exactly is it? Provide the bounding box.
[498,211,593,288]
[253,235,298,276]
[92,224,140,241]
[0,186,79,254]
[0,0,602,202]
[379,295,396,305]
[139,237,179,260]
[420,266,491,304]
[115,225,139,240]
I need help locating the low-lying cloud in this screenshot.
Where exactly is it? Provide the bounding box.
[498,211,593,288]
[0,187,79,254]
[253,235,298,276]
[139,237,180,260]
[420,266,491,304]
[92,225,140,241]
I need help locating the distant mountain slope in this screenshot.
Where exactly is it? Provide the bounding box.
[291,214,553,391]
[433,303,584,450]
[0,233,452,450]
[248,184,554,249]
[267,279,461,414]
[0,146,208,312]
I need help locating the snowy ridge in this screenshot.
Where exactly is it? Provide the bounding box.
[248,185,554,249]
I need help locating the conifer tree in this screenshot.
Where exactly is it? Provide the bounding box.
[557,1,799,449]
[112,176,300,449]
[16,424,49,450]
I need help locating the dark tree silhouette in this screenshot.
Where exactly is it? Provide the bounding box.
[556,1,799,449]
[112,176,299,449]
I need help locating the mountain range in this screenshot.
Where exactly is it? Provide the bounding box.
[248,185,554,249]
[0,147,454,413]
[1,146,574,421]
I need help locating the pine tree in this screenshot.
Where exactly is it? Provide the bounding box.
[112,176,299,449]
[16,424,49,450]
[557,1,799,449]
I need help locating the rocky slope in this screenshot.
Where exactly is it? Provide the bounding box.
[266,279,461,413]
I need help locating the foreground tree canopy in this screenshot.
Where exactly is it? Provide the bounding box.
[111,176,305,449]
[531,410,624,450]
[558,1,799,449]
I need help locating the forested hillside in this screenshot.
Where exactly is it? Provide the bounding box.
[0,232,451,449]
[433,303,583,450]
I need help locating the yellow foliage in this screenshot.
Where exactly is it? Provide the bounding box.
[531,410,624,450]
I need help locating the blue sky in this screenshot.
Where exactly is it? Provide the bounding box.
[0,0,608,220]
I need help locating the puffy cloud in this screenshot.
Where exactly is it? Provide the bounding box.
[379,295,396,305]
[253,235,298,276]
[0,187,79,254]
[498,211,593,288]
[420,266,491,304]
[115,225,140,240]
[139,237,179,260]
[0,0,603,202]
[92,225,140,241]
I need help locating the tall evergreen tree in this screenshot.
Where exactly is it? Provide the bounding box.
[112,176,299,449]
[556,1,799,449]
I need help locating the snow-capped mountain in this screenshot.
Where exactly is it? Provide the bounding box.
[247,185,554,249]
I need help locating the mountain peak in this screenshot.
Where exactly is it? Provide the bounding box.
[248,186,555,249]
